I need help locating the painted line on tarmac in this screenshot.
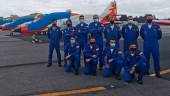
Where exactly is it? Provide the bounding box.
[34,86,106,96]
[150,69,170,77]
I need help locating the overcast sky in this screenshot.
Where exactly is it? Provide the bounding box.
[0,0,169,19]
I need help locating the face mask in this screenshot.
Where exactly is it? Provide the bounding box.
[94,19,99,22]
[128,20,133,24]
[52,24,56,26]
[110,20,114,24]
[71,40,76,44]
[147,19,153,23]
[67,24,71,27]
[90,42,95,45]
[110,43,116,47]
[130,48,136,52]
[80,19,84,23]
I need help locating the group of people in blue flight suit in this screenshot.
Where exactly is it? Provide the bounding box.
[47,14,162,84]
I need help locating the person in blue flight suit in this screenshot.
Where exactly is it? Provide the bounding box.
[83,37,100,76]
[47,20,62,67]
[122,16,139,52]
[140,15,162,78]
[64,35,80,75]
[102,38,123,80]
[89,15,104,70]
[104,17,121,47]
[124,44,146,84]
[63,19,76,47]
[75,15,89,52]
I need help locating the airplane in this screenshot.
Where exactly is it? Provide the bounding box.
[100,0,124,25]
[1,14,42,31]
[153,20,170,25]
[0,19,13,29]
[14,12,79,33]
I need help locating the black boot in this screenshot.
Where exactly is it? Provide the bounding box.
[137,80,143,84]
[58,64,62,67]
[115,75,121,80]
[47,64,52,67]
[156,73,162,78]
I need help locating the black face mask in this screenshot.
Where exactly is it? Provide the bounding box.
[130,48,137,52]
[52,24,56,26]
[110,20,114,24]
[147,19,153,23]
[90,42,95,45]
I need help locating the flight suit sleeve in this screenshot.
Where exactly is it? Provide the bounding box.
[140,25,145,39]
[121,25,126,39]
[157,25,162,40]
[47,28,51,39]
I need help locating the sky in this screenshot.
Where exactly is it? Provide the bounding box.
[0,0,170,19]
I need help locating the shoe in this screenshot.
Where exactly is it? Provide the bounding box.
[145,72,150,75]
[156,74,162,78]
[115,75,121,80]
[137,80,143,84]
[74,70,79,76]
[58,64,62,67]
[47,64,52,67]
[99,67,103,71]
[91,73,97,76]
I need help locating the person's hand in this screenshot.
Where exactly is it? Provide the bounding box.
[130,67,136,74]
[66,55,71,59]
[108,59,113,63]
[85,59,91,62]
[92,55,97,58]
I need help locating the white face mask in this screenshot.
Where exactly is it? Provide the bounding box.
[71,40,76,44]
[110,43,116,47]
[128,20,133,24]
[80,19,84,23]
[94,19,99,22]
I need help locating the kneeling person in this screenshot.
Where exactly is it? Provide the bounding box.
[102,39,123,80]
[83,37,99,76]
[64,35,80,75]
[124,44,146,84]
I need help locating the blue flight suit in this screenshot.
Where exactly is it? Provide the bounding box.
[104,24,121,47]
[75,22,89,50]
[63,27,77,47]
[124,49,146,81]
[63,19,75,46]
[64,42,80,72]
[102,46,123,77]
[89,22,104,68]
[83,44,100,75]
[140,23,162,74]
[48,26,62,65]
[122,24,139,51]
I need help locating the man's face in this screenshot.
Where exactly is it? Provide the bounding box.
[93,15,99,22]
[147,16,153,23]
[129,44,137,52]
[79,16,84,23]
[89,38,96,44]
[109,17,115,24]
[128,17,133,24]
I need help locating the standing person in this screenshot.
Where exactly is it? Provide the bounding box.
[140,15,162,77]
[122,16,139,52]
[104,17,121,47]
[102,38,123,80]
[89,15,104,70]
[83,37,100,76]
[124,44,146,84]
[47,20,62,67]
[63,19,76,47]
[64,35,80,75]
[75,15,89,53]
